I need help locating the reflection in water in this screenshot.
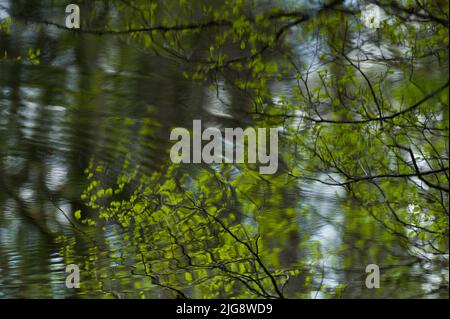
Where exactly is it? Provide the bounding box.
[0,0,448,299]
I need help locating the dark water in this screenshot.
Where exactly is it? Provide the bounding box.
[0,1,448,299]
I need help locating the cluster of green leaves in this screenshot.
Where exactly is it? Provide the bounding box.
[0,16,11,33]
[283,3,448,255]
[73,157,318,298]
